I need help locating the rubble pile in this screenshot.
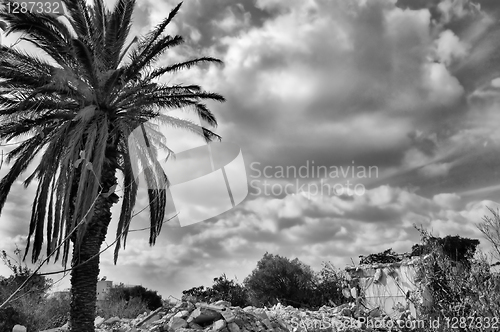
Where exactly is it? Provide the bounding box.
[40,297,419,332]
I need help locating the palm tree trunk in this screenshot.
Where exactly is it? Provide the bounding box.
[69,163,118,332]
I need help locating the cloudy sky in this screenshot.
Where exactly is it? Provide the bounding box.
[2,0,500,299]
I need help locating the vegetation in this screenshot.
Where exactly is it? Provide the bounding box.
[312,261,351,308]
[97,288,149,320]
[239,253,349,309]
[0,249,70,332]
[359,248,406,264]
[477,207,500,265]
[182,256,350,310]
[410,234,480,265]
[0,0,224,331]
[97,283,163,319]
[243,253,317,308]
[108,284,162,311]
[183,274,251,308]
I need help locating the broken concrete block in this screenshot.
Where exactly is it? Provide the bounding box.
[190,307,223,325]
[167,317,188,331]
[104,316,121,325]
[251,308,268,321]
[227,322,241,332]
[197,303,226,312]
[220,308,235,323]
[137,307,165,327]
[214,300,231,307]
[12,325,26,332]
[174,310,190,318]
[212,319,226,332]
[95,316,105,326]
[189,322,204,330]
[274,317,288,329]
[341,308,352,317]
[369,308,381,318]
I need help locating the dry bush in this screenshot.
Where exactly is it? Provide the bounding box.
[97,293,150,319]
[409,228,500,332]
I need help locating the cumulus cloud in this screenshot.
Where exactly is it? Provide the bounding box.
[435,30,470,65]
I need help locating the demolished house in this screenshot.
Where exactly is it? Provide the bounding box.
[344,252,432,318]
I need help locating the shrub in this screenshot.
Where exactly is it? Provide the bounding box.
[97,284,161,319]
[183,274,251,307]
[310,262,350,308]
[0,249,70,331]
[110,284,163,311]
[97,295,149,319]
[0,293,70,331]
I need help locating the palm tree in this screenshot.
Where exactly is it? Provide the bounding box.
[0,1,224,331]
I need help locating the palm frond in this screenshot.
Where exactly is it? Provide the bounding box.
[147,57,223,81]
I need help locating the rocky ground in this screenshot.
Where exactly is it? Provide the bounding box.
[40,297,418,332]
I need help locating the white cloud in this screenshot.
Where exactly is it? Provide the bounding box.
[423,62,464,105]
[435,30,469,65]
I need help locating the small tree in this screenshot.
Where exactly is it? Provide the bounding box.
[243,253,316,308]
[0,249,69,331]
[0,250,49,303]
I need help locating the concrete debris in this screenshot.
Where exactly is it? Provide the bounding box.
[12,325,26,332]
[212,319,226,331]
[40,297,420,332]
[104,317,121,325]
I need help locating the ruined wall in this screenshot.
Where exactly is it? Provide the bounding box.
[345,259,431,317]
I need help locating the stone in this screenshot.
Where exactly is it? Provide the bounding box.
[341,308,352,316]
[12,325,26,332]
[220,308,235,323]
[197,303,225,312]
[369,308,381,318]
[189,322,204,330]
[227,322,241,332]
[214,300,231,307]
[174,310,190,318]
[190,308,223,325]
[95,316,105,326]
[137,307,165,327]
[212,319,226,332]
[167,317,188,331]
[251,308,268,321]
[104,316,120,325]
